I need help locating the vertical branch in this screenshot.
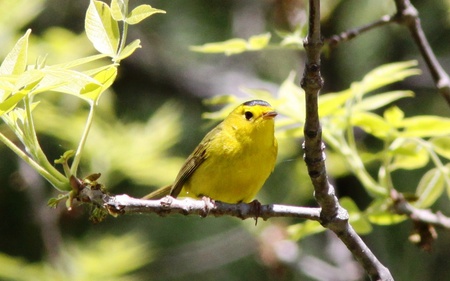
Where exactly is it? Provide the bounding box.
[393,0,450,105]
[301,1,394,280]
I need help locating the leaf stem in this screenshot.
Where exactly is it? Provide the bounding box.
[0,131,69,191]
[70,103,96,176]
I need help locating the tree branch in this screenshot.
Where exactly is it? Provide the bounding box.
[327,15,394,48]
[104,194,322,221]
[392,0,450,106]
[301,1,394,280]
[325,0,450,105]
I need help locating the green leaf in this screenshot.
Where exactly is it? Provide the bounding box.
[277,71,305,122]
[85,0,120,56]
[110,0,124,21]
[390,138,429,170]
[248,33,271,50]
[354,90,414,112]
[287,220,324,241]
[400,116,450,138]
[430,136,450,159]
[0,91,27,116]
[190,33,271,56]
[125,4,165,25]
[319,89,351,117]
[340,197,373,234]
[81,66,117,102]
[53,54,109,69]
[358,60,421,95]
[0,29,30,75]
[116,39,141,61]
[383,106,404,127]
[351,111,393,139]
[366,199,406,225]
[414,168,445,208]
[191,38,248,55]
[35,68,99,96]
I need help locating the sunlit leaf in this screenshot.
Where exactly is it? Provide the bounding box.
[358,60,420,95]
[351,111,393,139]
[277,71,305,122]
[0,29,30,75]
[366,199,406,225]
[191,38,248,55]
[85,0,120,56]
[81,66,117,102]
[390,138,429,170]
[125,4,165,25]
[116,39,141,61]
[248,33,271,50]
[287,220,324,241]
[340,197,373,234]
[383,106,404,127]
[430,136,450,159]
[0,91,27,116]
[414,168,445,208]
[190,33,271,56]
[400,116,450,137]
[110,0,124,21]
[354,90,414,112]
[319,89,351,117]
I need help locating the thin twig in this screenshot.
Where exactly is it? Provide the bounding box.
[392,191,450,229]
[301,1,394,280]
[392,0,450,106]
[326,15,394,48]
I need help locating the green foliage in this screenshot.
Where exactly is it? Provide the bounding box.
[204,60,450,236]
[0,1,166,195]
[0,234,151,281]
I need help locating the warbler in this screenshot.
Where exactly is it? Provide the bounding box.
[143,100,278,203]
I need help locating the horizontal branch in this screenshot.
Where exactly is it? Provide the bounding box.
[392,191,450,229]
[104,194,322,221]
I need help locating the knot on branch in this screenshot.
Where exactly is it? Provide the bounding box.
[394,2,419,27]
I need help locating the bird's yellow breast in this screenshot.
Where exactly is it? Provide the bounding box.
[182,117,277,203]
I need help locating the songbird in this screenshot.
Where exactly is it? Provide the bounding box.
[143,100,278,203]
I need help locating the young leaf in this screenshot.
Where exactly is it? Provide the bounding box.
[0,91,27,116]
[0,29,31,75]
[125,5,165,25]
[340,197,373,234]
[190,33,271,55]
[353,90,414,112]
[430,136,450,159]
[414,168,445,208]
[191,38,248,55]
[400,116,450,138]
[359,61,420,95]
[390,138,429,170]
[110,0,124,21]
[248,33,271,50]
[351,111,393,139]
[81,66,117,102]
[383,106,404,127]
[287,220,324,241]
[85,0,120,56]
[116,39,141,61]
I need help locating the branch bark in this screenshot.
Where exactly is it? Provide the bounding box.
[104,194,322,221]
[325,0,450,106]
[301,1,393,280]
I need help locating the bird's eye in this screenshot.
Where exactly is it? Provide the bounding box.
[244,111,253,120]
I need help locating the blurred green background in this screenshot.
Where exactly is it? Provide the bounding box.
[1,0,450,280]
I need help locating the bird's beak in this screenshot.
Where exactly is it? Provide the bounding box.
[262,111,278,119]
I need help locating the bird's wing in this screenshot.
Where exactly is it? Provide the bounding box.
[170,124,222,197]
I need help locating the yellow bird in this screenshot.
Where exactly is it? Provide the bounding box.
[143,100,278,203]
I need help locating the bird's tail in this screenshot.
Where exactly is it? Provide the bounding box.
[142,185,172,200]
